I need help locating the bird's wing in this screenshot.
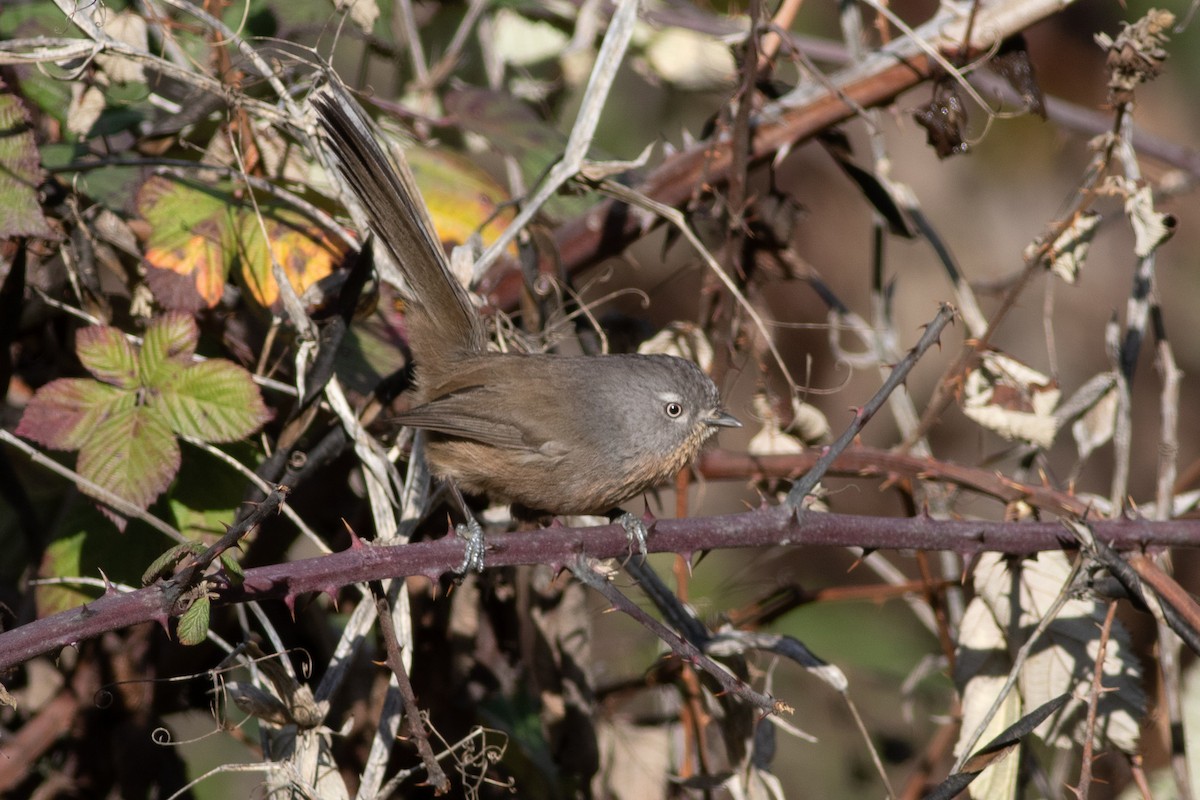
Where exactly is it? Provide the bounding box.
[393,390,538,451]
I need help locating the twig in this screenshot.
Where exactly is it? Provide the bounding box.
[46,0,285,124]
[0,429,187,544]
[571,556,787,716]
[368,580,449,793]
[472,0,640,276]
[180,436,328,554]
[394,0,430,86]
[423,0,489,89]
[1074,600,1118,799]
[154,0,302,119]
[6,510,1200,673]
[166,485,290,599]
[595,178,799,393]
[787,303,956,509]
[1150,307,1193,798]
[904,100,1127,450]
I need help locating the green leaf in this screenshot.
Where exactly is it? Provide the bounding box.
[167,442,257,541]
[157,359,269,442]
[36,527,92,616]
[335,295,410,395]
[16,378,135,450]
[18,314,267,513]
[139,312,199,386]
[234,208,338,310]
[41,143,144,211]
[77,405,180,508]
[138,176,341,312]
[406,146,517,253]
[220,551,244,583]
[177,594,211,646]
[76,325,140,388]
[168,441,258,541]
[138,176,238,311]
[0,89,54,238]
[36,500,178,616]
[142,541,206,586]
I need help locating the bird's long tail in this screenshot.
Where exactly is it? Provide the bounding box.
[312,82,484,368]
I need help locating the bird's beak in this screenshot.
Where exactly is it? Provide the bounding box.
[705,410,742,428]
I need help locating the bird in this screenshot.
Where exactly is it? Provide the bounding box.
[312,82,739,570]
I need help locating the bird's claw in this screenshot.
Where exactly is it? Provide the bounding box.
[615,512,649,561]
[454,518,487,574]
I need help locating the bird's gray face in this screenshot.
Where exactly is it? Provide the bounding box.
[622,356,740,462]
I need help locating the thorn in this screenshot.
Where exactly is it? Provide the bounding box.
[341,519,364,548]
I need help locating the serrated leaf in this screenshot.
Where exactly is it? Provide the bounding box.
[37,501,178,616]
[334,294,410,395]
[0,89,54,238]
[36,527,93,616]
[178,594,211,645]
[157,359,269,442]
[139,312,199,385]
[75,325,140,388]
[77,404,180,508]
[167,441,258,541]
[1,7,74,126]
[139,176,342,311]
[15,378,134,450]
[19,314,267,513]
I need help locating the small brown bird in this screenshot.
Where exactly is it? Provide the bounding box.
[313,83,739,569]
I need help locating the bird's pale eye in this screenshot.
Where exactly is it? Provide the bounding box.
[664,401,683,418]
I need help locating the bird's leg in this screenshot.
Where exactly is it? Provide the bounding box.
[607,508,649,560]
[447,481,486,574]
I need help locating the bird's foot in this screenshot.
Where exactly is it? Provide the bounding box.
[454,517,487,574]
[613,511,649,561]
